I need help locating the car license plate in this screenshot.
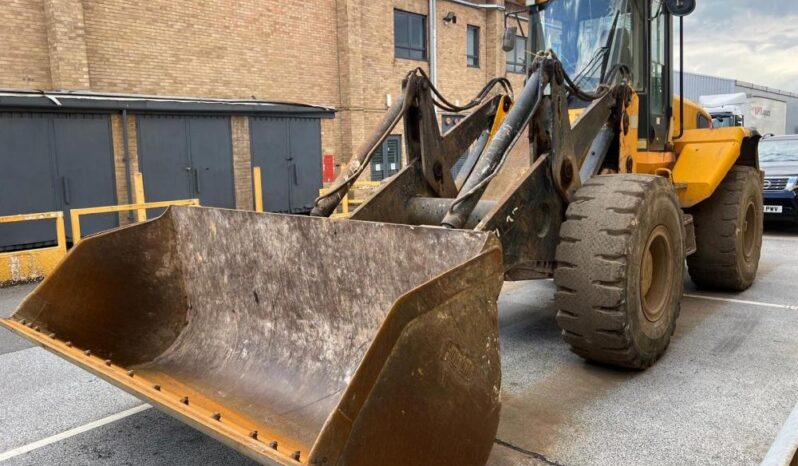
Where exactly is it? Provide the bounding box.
[764,205,783,213]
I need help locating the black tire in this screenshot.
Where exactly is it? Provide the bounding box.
[687,166,763,291]
[554,175,684,369]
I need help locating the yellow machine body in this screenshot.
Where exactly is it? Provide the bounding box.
[616,92,760,208]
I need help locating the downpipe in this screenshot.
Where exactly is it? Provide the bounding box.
[429,0,437,86]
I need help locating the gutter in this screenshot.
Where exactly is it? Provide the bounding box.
[0,89,336,117]
[444,0,505,11]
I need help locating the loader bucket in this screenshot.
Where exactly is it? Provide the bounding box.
[1,206,504,465]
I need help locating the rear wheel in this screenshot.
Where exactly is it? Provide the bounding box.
[687,166,763,291]
[554,175,684,369]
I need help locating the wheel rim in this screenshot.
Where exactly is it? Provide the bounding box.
[640,225,674,323]
[742,200,757,260]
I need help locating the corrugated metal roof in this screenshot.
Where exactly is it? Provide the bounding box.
[673,70,736,101]
[736,81,798,100]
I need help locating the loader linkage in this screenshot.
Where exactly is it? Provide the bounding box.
[317,54,625,280]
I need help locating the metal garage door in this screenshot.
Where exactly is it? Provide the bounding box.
[0,113,117,250]
[370,135,402,181]
[249,117,322,214]
[137,115,235,216]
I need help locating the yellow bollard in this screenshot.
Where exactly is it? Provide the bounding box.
[253,166,264,212]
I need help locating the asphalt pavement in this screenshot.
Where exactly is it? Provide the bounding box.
[2,228,798,465]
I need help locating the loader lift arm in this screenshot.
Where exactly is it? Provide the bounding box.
[315,54,624,280]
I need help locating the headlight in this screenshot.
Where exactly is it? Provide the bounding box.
[787,176,798,191]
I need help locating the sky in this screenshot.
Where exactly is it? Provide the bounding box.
[676,0,798,92]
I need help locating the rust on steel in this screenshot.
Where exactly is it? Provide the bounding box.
[1,206,503,465]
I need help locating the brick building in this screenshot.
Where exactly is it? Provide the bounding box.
[0,0,529,245]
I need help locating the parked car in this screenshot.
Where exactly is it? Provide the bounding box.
[760,135,798,222]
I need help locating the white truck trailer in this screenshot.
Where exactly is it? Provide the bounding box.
[700,92,788,135]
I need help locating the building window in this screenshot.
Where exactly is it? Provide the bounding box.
[467,25,480,68]
[394,10,427,61]
[506,35,526,74]
[371,135,403,181]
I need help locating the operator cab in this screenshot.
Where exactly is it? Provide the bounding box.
[523,0,680,151]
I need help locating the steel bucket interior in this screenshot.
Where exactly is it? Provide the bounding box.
[2,206,504,465]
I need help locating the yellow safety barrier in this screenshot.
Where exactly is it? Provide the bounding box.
[133,172,147,222]
[0,211,67,286]
[70,199,200,245]
[319,180,383,218]
[254,162,383,216]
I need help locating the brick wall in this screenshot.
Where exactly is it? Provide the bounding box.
[80,1,340,105]
[109,113,139,224]
[231,116,253,210]
[1,0,531,203]
[0,0,52,89]
[43,0,91,89]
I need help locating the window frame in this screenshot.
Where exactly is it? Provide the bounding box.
[394,9,428,61]
[466,25,480,68]
[505,35,526,74]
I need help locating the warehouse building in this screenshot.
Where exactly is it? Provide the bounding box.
[0,0,529,248]
[675,70,798,134]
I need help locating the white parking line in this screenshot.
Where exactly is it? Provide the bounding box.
[0,404,151,462]
[764,235,798,242]
[761,400,798,466]
[684,293,798,311]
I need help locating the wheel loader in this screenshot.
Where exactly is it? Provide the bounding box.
[1,0,763,465]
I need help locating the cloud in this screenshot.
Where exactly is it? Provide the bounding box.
[676,1,798,92]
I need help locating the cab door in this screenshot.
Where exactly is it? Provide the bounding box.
[647,1,672,151]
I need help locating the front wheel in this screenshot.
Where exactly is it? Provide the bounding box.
[553,175,684,369]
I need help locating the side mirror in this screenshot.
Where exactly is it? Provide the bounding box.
[502,26,518,52]
[664,0,696,16]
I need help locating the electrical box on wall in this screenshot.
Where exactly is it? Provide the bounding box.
[323,154,336,183]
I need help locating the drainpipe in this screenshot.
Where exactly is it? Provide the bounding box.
[429,0,437,86]
[121,109,134,219]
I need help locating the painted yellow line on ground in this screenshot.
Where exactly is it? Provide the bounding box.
[0,404,151,462]
[684,293,798,311]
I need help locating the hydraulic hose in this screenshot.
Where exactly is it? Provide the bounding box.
[441,70,542,229]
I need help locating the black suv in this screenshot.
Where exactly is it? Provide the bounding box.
[761,135,798,222]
